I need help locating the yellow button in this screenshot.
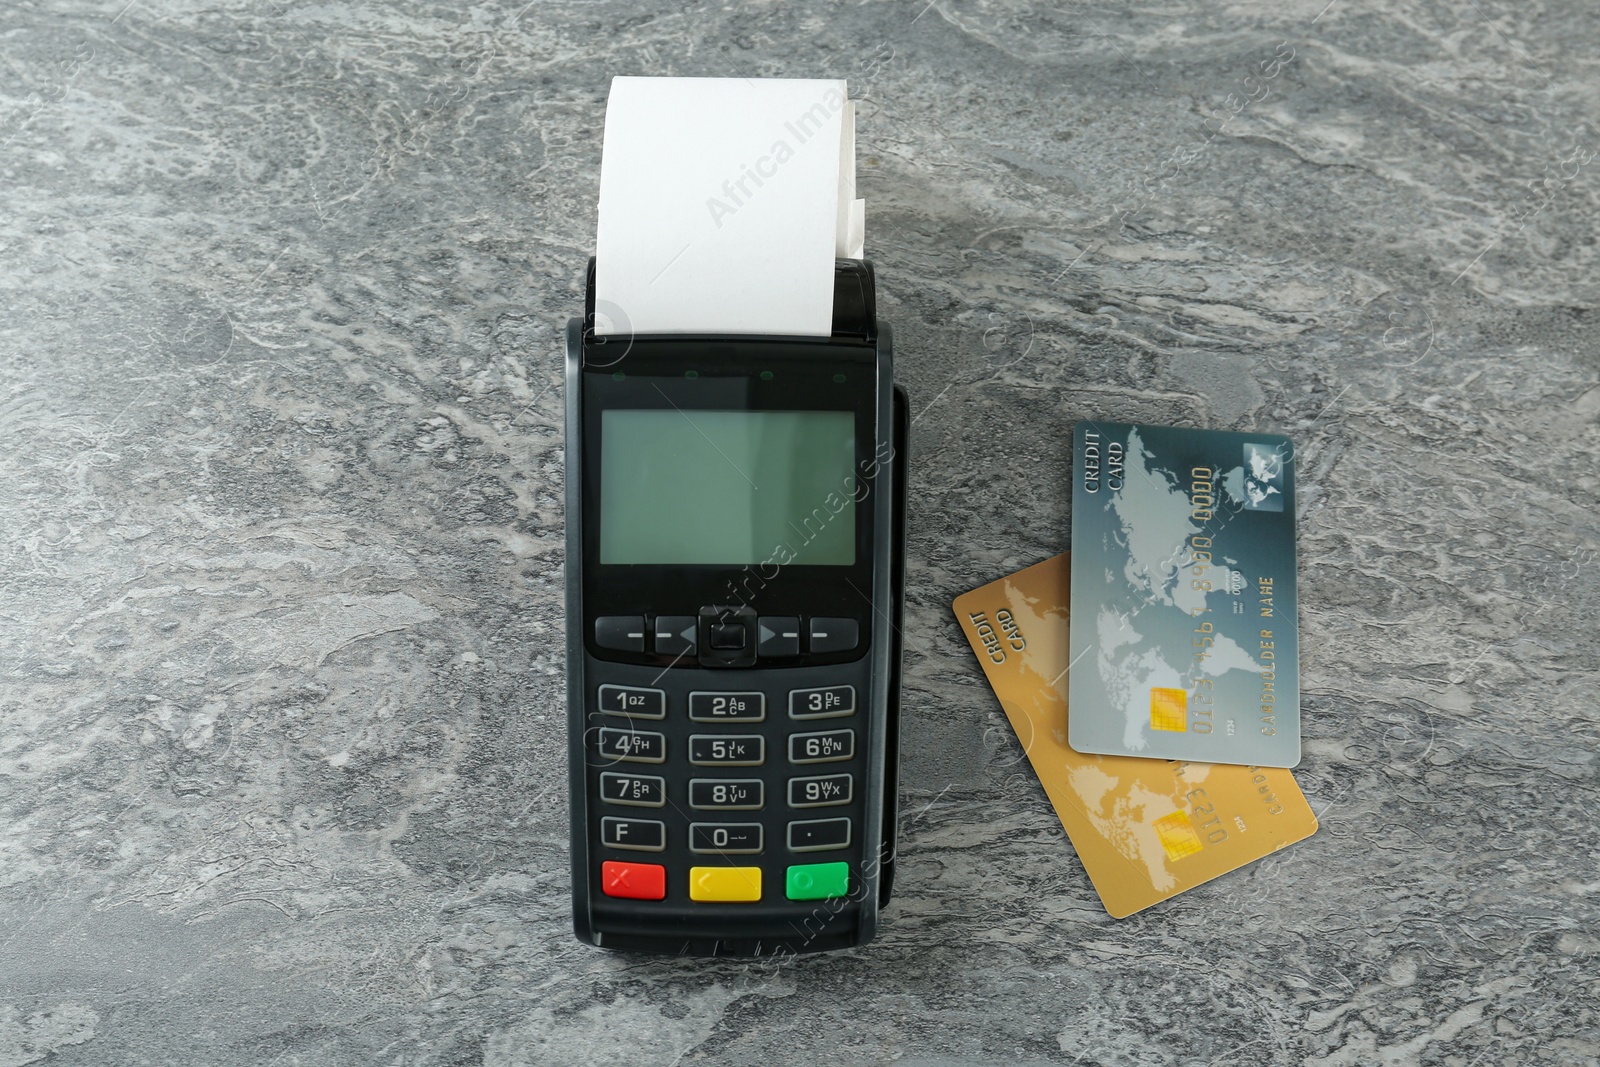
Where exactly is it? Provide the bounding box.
[689,865,762,903]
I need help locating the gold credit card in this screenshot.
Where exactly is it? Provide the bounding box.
[953,552,1318,918]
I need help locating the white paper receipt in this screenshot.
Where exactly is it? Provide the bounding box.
[594,76,865,338]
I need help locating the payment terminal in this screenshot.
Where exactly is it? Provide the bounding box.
[565,257,906,954]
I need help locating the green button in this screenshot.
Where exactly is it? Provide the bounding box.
[785,861,850,901]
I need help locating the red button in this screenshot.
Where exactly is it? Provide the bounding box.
[601,860,666,900]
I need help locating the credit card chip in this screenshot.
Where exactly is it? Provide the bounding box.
[1150,687,1188,732]
[1153,811,1203,860]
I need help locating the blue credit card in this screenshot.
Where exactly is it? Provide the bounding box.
[1067,421,1300,767]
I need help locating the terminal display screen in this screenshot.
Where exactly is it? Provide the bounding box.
[599,409,856,566]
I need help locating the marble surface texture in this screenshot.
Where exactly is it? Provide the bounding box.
[2,1,1597,1064]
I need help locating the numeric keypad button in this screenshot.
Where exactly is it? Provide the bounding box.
[599,772,666,807]
[688,734,765,766]
[689,823,764,855]
[788,729,854,764]
[598,684,665,719]
[689,691,765,722]
[596,727,666,764]
[788,773,853,808]
[789,685,855,719]
[688,778,764,810]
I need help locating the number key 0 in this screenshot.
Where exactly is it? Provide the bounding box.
[689,823,763,854]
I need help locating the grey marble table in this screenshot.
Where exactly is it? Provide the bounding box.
[2,1,1596,1064]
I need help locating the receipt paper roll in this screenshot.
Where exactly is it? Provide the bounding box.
[594,76,865,338]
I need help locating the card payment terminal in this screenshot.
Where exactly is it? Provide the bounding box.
[565,258,906,954]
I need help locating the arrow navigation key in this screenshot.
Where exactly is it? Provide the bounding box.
[757,616,800,659]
